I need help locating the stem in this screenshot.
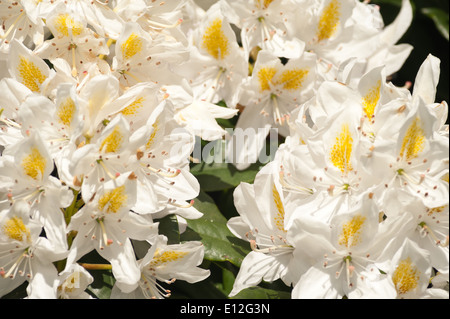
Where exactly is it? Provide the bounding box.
[79,263,113,270]
[64,189,80,225]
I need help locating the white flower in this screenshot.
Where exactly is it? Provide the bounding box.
[111,235,210,299]
[57,262,94,299]
[16,86,83,161]
[291,0,413,77]
[34,4,110,79]
[227,49,317,170]
[65,172,159,293]
[376,238,448,299]
[178,2,247,107]
[410,54,449,138]
[130,103,201,219]
[220,0,305,58]
[289,195,416,299]
[163,79,238,141]
[280,99,376,223]
[112,22,186,88]
[367,97,449,214]
[7,39,56,96]
[0,200,66,298]
[228,162,301,297]
[65,0,125,40]
[403,199,449,274]
[0,131,73,254]
[0,0,46,51]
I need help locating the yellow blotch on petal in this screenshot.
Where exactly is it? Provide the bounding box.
[57,97,76,127]
[362,80,381,121]
[392,257,420,295]
[54,14,83,37]
[201,19,229,60]
[272,184,286,233]
[258,67,277,92]
[100,126,124,154]
[149,249,188,268]
[17,56,47,93]
[121,97,145,116]
[98,185,127,213]
[330,124,353,174]
[121,33,143,60]
[317,0,341,42]
[400,117,425,161]
[255,0,275,9]
[22,147,46,180]
[278,68,309,91]
[2,216,31,243]
[338,214,366,248]
[146,120,159,150]
[427,205,447,216]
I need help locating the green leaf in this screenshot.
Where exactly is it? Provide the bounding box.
[230,286,291,299]
[190,162,263,192]
[421,7,449,41]
[86,270,115,299]
[181,191,251,267]
[371,0,404,6]
[221,266,236,296]
[157,214,180,244]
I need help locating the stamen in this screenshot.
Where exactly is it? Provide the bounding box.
[419,223,449,247]
[167,199,194,208]
[0,11,25,46]
[97,159,118,180]
[205,67,225,103]
[122,70,142,83]
[144,164,181,178]
[97,218,112,248]
[71,44,78,77]
[140,273,172,299]
[146,18,182,30]
[279,171,314,195]
[1,250,30,279]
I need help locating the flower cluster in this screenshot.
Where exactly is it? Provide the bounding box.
[225,0,449,298]
[0,0,213,299]
[0,0,448,300]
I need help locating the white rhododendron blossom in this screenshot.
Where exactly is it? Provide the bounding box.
[0,0,448,300]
